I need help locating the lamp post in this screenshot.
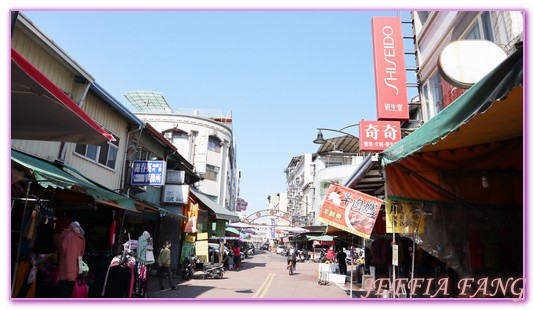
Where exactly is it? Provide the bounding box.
[313,124,360,144]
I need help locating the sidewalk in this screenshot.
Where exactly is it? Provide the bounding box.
[146,268,184,294]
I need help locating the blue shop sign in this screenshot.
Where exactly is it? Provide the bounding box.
[131,160,166,185]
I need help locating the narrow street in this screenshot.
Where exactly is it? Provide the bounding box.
[145,250,352,300]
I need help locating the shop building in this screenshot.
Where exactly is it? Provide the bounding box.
[11,12,224,298]
[341,11,524,298]
[124,91,240,215]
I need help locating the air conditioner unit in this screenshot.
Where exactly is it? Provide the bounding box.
[163,132,172,139]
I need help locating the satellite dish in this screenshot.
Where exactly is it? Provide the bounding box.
[438,40,507,89]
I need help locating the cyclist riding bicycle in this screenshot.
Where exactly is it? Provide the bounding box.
[287,246,297,271]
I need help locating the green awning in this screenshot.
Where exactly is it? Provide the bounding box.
[159,206,187,220]
[135,200,187,220]
[190,187,239,222]
[380,46,523,166]
[378,45,523,204]
[12,149,135,211]
[308,235,334,241]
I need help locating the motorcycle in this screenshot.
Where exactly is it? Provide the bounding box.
[314,249,326,263]
[182,255,225,280]
[297,250,310,262]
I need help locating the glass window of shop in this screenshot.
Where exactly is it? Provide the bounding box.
[75,135,120,169]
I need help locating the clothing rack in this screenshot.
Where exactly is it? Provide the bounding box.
[11,186,55,293]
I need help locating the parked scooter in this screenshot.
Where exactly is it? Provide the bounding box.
[313,249,326,263]
[182,255,225,280]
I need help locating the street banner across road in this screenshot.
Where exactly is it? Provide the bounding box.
[319,184,383,239]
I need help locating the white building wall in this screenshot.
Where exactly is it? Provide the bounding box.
[310,156,363,226]
[134,112,236,210]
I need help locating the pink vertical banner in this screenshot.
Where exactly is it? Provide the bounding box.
[371,16,409,121]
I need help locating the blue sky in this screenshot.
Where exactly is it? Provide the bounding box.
[4,3,535,309]
[17,9,417,215]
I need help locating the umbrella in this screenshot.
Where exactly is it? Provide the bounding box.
[242,228,257,235]
[225,227,241,236]
[226,222,253,229]
[287,227,309,234]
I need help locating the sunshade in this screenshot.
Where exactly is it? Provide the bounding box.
[381,47,523,166]
[189,187,239,221]
[379,46,523,204]
[11,48,114,145]
[226,222,253,228]
[241,228,257,235]
[287,227,309,234]
[225,227,241,236]
[11,149,135,211]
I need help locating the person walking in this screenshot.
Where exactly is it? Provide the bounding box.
[232,244,241,269]
[157,241,177,290]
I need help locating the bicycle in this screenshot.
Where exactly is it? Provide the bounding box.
[288,260,294,276]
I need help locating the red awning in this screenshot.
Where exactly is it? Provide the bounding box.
[11,48,114,145]
[313,240,334,246]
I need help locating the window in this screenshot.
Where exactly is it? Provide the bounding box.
[430,73,444,115]
[325,162,342,168]
[134,147,158,161]
[205,164,220,181]
[75,136,120,169]
[205,194,218,203]
[319,180,340,196]
[422,71,444,120]
[464,12,494,41]
[208,136,221,153]
[417,11,431,25]
[172,131,189,144]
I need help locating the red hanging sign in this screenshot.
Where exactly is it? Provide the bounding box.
[319,184,383,239]
[359,120,401,152]
[371,16,409,121]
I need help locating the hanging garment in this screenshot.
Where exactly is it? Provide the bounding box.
[109,218,116,247]
[137,231,155,265]
[12,261,36,298]
[56,222,86,282]
[102,255,136,298]
[71,277,88,298]
[33,216,55,254]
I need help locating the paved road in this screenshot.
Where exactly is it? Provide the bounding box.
[145,250,354,300]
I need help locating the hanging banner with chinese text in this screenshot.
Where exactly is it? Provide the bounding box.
[371,16,409,121]
[385,200,426,234]
[131,160,166,185]
[184,202,198,233]
[359,120,401,152]
[318,184,383,239]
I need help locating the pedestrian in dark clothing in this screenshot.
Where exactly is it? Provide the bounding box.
[157,241,177,290]
[336,248,347,275]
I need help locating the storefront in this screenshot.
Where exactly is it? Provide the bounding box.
[178,187,239,266]
[378,46,523,298]
[11,149,137,298]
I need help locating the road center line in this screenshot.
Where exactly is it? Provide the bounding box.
[252,272,275,298]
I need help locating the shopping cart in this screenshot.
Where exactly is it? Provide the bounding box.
[317,264,330,285]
